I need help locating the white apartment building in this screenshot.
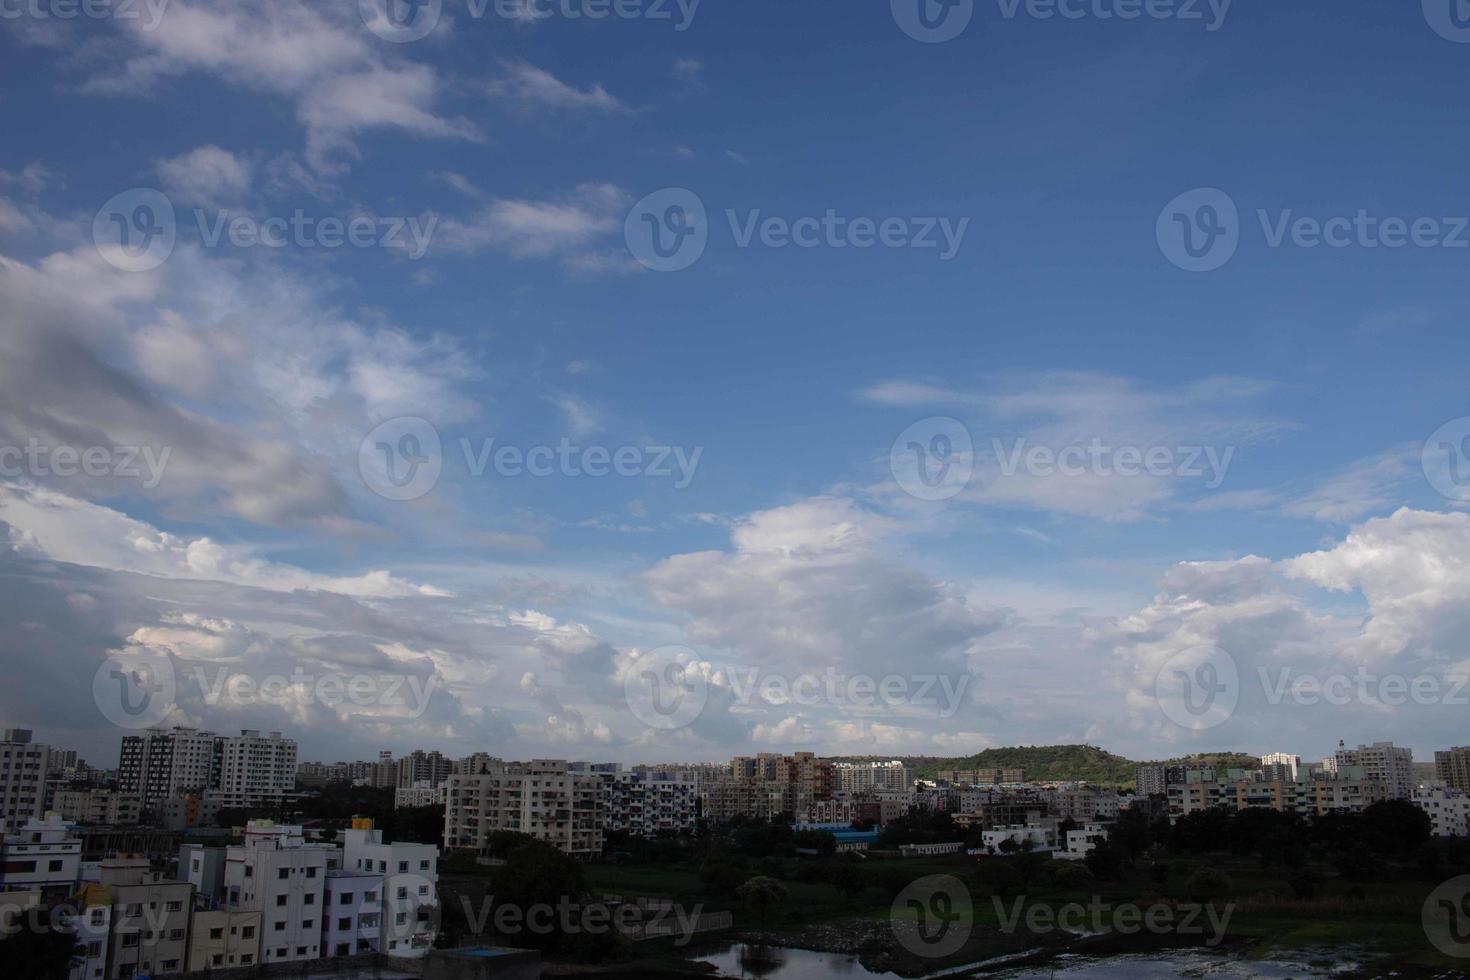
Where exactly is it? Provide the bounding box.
[342,826,438,958]
[445,759,604,857]
[395,782,448,809]
[186,909,261,972]
[119,728,298,812]
[1057,823,1111,861]
[323,868,383,957]
[0,812,81,892]
[1413,784,1470,838]
[1260,753,1302,781]
[118,728,218,810]
[833,761,911,794]
[1333,741,1414,800]
[0,729,50,831]
[598,769,698,837]
[61,887,111,980]
[981,818,1059,852]
[210,730,296,809]
[221,821,337,965]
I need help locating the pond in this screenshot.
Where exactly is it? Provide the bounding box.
[693,944,1360,979]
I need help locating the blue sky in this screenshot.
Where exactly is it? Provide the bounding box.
[3,1,1470,769]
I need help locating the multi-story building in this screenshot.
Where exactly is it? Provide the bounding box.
[1260,753,1302,782]
[1167,773,1389,822]
[54,789,142,826]
[596,768,698,837]
[221,821,337,964]
[1333,741,1414,800]
[118,727,218,811]
[1135,764,1166,797]
[1413,784,1470,838]
[1435,746,1470,793]
[0,729,50,831]
[395,782,449,809]
[396,750,453,790]
[0,812,81,894]
[938,768,1025,785]
[322,868,383,957]
[342,824,437,958]
[119,728,297,812]
[95,857,193,980]
[833,761,911,794]
[179,843,226,907]
[445,759,604,858]
[186,909,261,972]
[210,730,296,810]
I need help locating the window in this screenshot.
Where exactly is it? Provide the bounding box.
[338,917,351,929]
[278,868,290,880]
[296,946,307,956]
[274,921,286,932]
[306,867,318,878]
[302,919,313,929]
[166,901,182,912]
[48,859,63,872]
[275,895,287,907]
[241,954,253,965]
[209,927,223,940]
[304,893,315,905]
[241,925,255,938]
[398,861,408,872]
[339,892,353,904]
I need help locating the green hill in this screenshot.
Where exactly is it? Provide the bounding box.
[828,745,1261,788]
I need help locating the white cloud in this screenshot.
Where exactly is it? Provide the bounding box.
[157,145,254,208]
[488,62,628,113]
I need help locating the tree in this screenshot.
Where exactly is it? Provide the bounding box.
[1183,866,1232,903]
[997,837,1019,854]
[0,909,81,980]
[486,837,586,951]
[736,876,790,921]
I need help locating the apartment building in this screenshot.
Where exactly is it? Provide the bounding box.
[0,812,82,893]
[939,767,1025,785]
[1167,773,1389,822]
[186,909,261,972]
[95,858,193,980]
[322,868,383,957]
[1134,763,1166,797]
[396,750,453,789]
[395,782,448,809]
[1333,740,1414,799]
[119,728,297,811]
[221,821,337,964]
[118,728,217,810]
[444,759,604,858]
[0,729,50,831]
[54,789,142,826]
[179,843,225,907]
[1435,746,1470,793]
[596,768,698,837]
[211,730,296,810]
[1413,784,1470,837]
[833,760,911,794]
[1260,753,1302,781]
[342,824,438,958]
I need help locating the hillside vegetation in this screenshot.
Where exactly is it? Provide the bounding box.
[829,745,1261,787]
